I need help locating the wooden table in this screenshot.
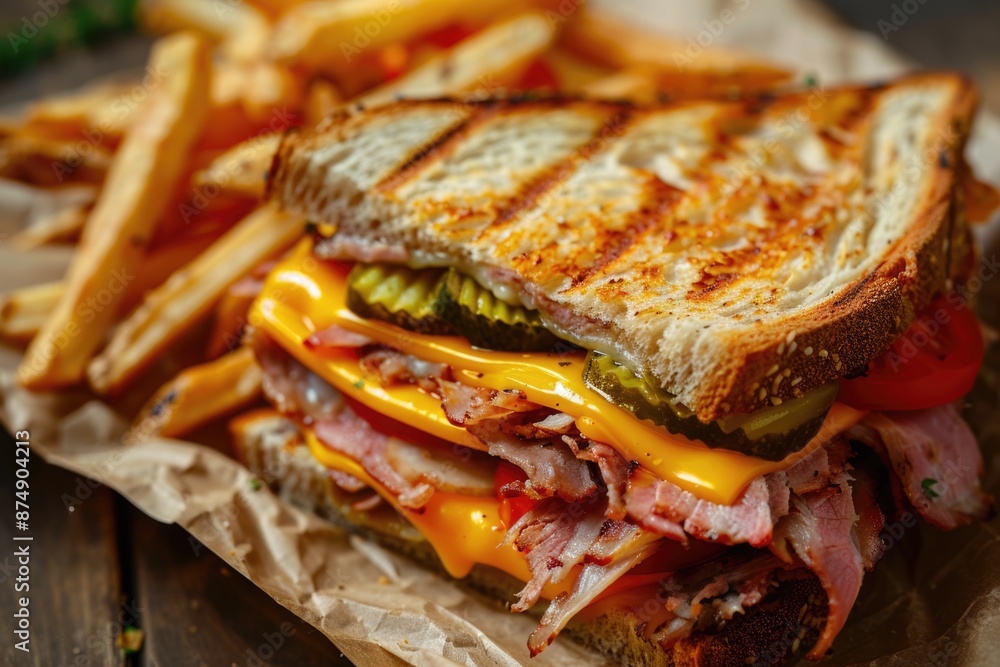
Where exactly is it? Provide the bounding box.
[0,447,352,667]
[1,1,998,666]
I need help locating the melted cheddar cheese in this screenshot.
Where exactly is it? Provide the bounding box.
[252,242,865,505]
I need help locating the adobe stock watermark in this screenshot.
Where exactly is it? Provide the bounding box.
[672,0,752,70]
[877,0,931,41]
[5,0,72,55]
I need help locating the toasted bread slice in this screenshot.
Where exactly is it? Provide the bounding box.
[267,74,977,422]
[232,410,829,667]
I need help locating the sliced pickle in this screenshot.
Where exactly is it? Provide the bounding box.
[583,352,837,460]
[346,263,452,335]
[432,268,562,352]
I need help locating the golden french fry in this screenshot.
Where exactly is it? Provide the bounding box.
[272,0,519,75]
[0,133,111,186]
[133,347,263,439]
[0,178,95,238]
[22,82,134,143]
[139,0,270,62]
[87,204,302,394]
[1,230,224,342]
[204,60,302,150]
[304,79,343,127]
[359,12,556,107]
[193,133,281,201]
[559,8,792,94]
[579,67,660,103]
[17,32,212,390]
[9,204,89,250]
[0,281,64,342]
[542,49,611,91]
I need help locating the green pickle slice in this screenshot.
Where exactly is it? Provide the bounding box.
[346,263,561,351]
[346,263,452,335]
[432,269,562,352]
[583,351,837,460]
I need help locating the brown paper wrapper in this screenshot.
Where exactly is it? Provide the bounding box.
[2,1,999,664]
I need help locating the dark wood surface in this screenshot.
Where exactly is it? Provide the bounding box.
[0,2,997,666]
[0,453,352,667]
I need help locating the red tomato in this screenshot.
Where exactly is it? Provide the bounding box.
[494,461,535,528]
[839,293,984,411]
[518,59,559,90]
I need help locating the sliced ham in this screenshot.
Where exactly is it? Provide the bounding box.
[438,381,539,425]
[769,480,862,660]
[313,410,435,510]
[625,471,779,547]
[506,499,606,612]
[359,348,448,390]
[469,419,596,502]
[526,520,660,656]
[851,405,993,529]
[562,435,630,520]
[256,338,344,421]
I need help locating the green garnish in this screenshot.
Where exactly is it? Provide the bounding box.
[922,478,940,499]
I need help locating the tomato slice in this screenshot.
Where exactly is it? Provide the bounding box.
[839,293,984,411]
[494,460,536,528]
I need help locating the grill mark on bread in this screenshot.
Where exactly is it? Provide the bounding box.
[481,108,633,237]
[376,108,486,193]
[574,175,686,287]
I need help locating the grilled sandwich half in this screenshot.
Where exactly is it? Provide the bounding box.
[240,72,994,665]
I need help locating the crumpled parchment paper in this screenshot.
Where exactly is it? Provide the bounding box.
[2,1,999,665]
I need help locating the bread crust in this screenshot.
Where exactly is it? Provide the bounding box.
[232,413,829,666]
[268,73,979,422]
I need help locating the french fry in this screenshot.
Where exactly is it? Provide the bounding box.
[580,67,660,103]
[304,79,343,127]
[139,0,271,63]
[22,81,134,143]
[193,133,281,201]
[204,60,302,151]
[0,178,95,235]
[133,347,263,439]
[9,204,89,250]
[17,32,212,390]
[1,230,224,342]
[541,49,611,91]
[0,133,111,186]
[87,204,302,394]
[0,281,63,342]
[559,8,792,95]
[272,0,519,75]
[359,12,556,107]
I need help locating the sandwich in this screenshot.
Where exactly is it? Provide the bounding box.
[233,72,996,665]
